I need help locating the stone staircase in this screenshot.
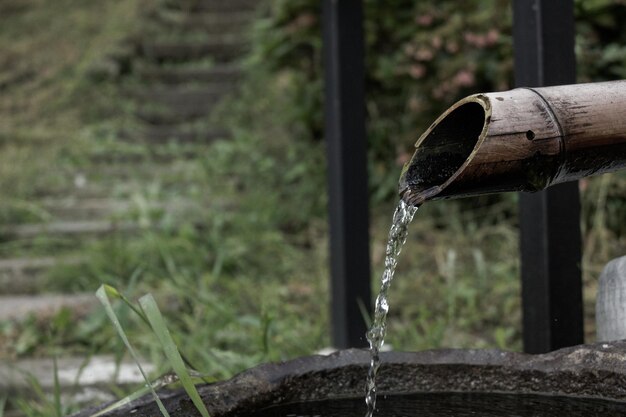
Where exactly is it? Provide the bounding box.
[0,0,256,410]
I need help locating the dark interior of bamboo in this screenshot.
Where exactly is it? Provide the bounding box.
[404,101,485,194]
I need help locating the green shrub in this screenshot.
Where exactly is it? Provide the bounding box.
[250,0,626,201]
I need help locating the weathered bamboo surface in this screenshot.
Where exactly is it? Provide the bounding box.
[400,80,626,205]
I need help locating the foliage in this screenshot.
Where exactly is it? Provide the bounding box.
[0,0,139,215]
[576,0,626,81]
[251,0,626,200]
[251,0,512,200]
[247,0,626,350]
[3,0,626,413]
[0,0,332,383]
[11,358,75,417]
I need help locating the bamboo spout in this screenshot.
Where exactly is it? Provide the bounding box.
[399,80,626,206]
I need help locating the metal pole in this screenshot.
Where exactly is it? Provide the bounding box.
[513,0,584,353]
[322,0,371,348]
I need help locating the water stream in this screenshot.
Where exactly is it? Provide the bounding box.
[365,199,418,417]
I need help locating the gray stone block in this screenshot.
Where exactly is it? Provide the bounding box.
[596,256,626,341]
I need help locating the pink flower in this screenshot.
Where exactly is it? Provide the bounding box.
[415,14,434,26]
[486,29,500,46]
[464,32,477,44]
[409,64,427,79]
[286,13,316,33]
[396,151,411,166]
[446,41,459,53]
[431,36,442,49]
[408,96,422,112]
[414,48,434,61]
[453,69,475,87]
[295,13,317,29]
[432,83,450,99]
[464,32,487,48]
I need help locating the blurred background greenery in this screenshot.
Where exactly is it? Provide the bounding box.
[1,0,626,414]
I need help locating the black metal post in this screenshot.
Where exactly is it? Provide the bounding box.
[513,0,584,353]
[322,0,371,348]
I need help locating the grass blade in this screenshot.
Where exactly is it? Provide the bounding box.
[0,395,6,417]
[102,284,209,382]
[95,285,170,417]
[53,357,62,417]
[90,373,178,417]
[102,284,149,324]
[139,293,211,417]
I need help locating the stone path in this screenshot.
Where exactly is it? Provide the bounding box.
[0,294,96,322]
[0,0,255,410]
[0,355,156,410]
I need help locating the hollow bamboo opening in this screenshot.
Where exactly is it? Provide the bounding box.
[402,100,487,204]
[400,81,626,206]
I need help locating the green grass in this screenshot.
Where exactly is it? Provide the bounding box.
[2,0,626,414]
[0,0,141,204]
[96,286,171,417]
[139,293,210,417]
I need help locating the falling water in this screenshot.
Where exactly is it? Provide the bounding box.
[365,199,418,417]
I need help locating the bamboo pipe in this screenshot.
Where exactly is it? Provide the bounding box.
[399,80,626,206]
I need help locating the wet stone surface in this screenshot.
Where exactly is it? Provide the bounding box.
[239,393,626,417]
[72,341,626,417]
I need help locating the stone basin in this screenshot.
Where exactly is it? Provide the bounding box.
[72,340,626,417]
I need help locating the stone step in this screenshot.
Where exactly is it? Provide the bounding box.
[38,198,191,219]
[0,129,55,147]
[13,145,212,201]
[76,164,208,187]
[40,198,133,220]
[161,0,257,12]
[30,183,114,200]
[88,146,204,162]
[0,293,96,322]
[30,171,207,200]
[138,38,247,63]
[42,197,209,219]
[0,257,83,294]
[146,9,253,33]
[0,355,155,405]
[119,126,230,144]
[140,26,248,42]
[135,63,241,85]
[1,199,213,238]
[28,179,150,203]
[131,85,231,124]
[0,220,138,240]
[86,135,213,159]
[134,106,212,125]
[42,198,151,220]
[134,107,206,125]
[131,85,232,101]
[137,32,245,49]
